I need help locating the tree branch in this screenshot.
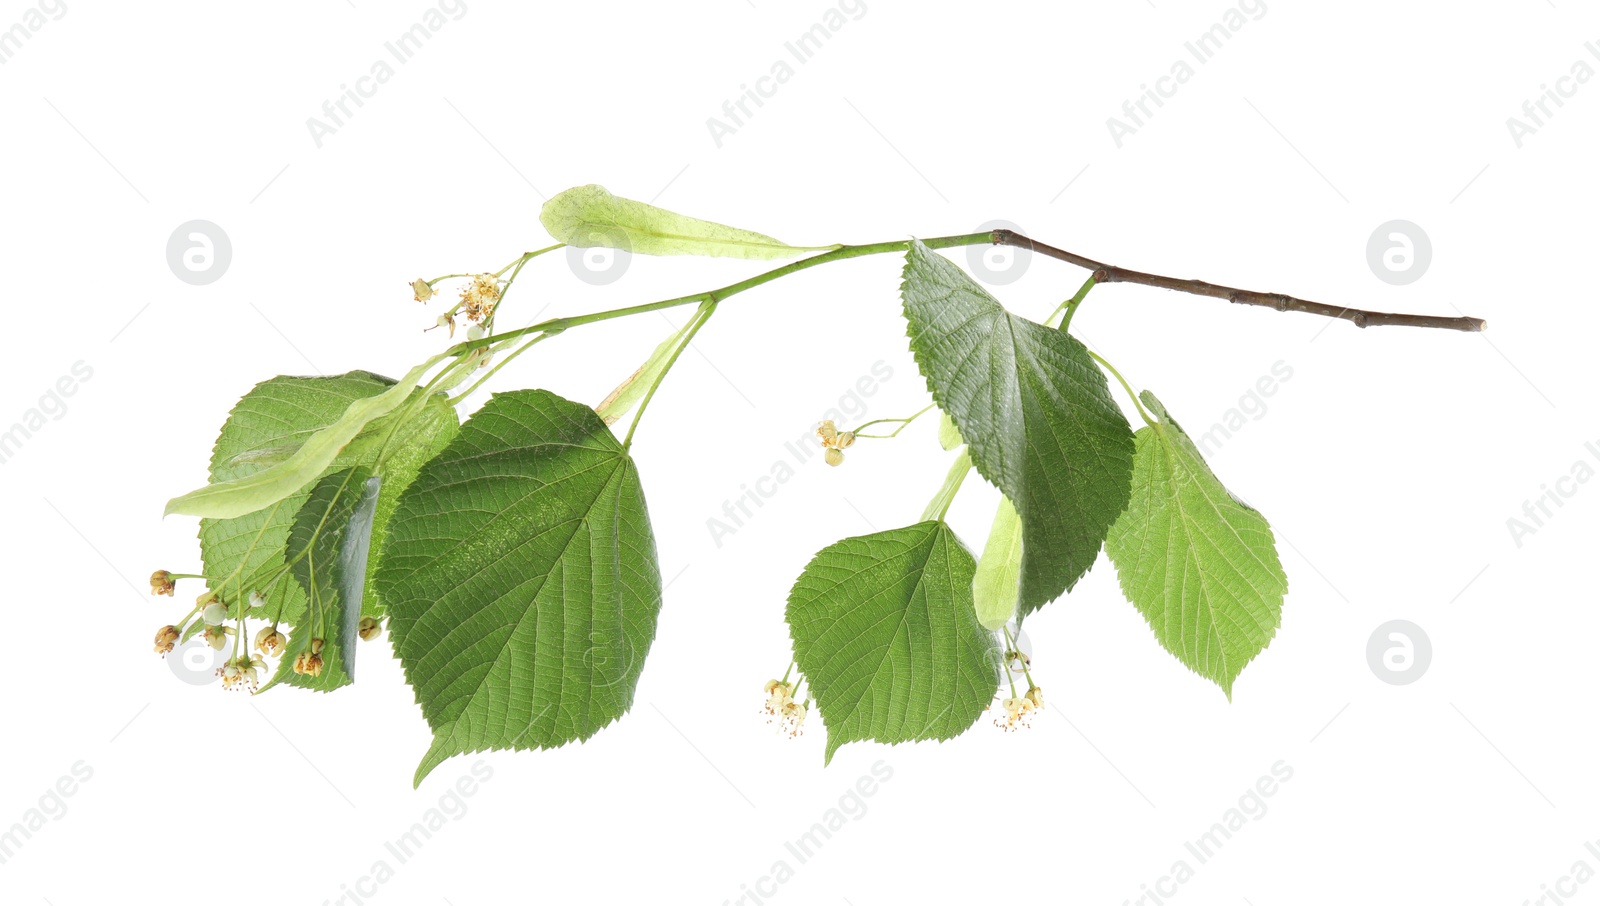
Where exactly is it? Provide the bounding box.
[991,229,1486,332]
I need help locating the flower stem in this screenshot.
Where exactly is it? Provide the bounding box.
[622,300,716,449]
[852,402,936,439]
[1088,350,1155,427]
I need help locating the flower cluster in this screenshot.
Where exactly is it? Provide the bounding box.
[147,568,384,694]
[995,686,1044,732]
[293,638,325,678]
[762,678,808,737]
[219,654,268,692]
[459,274,502,323]
[815,420,856,467]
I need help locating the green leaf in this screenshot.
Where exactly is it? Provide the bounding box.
[786,521,999,764]
[900,240,1135,616]
[377,389,663,786]
[540,184,833,260]
[972,497,1023,631]
[258,467,378,694]
[196,371,458,628]
[165,351,449,520]
[1104,392,1287,698]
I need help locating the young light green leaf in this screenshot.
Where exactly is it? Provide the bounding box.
[258,467,376,693]
[787,521,999,765]
[972,496,1023,631]
[195,371,458,628]
[937,411,964,450]
[165,351,449,520]
[540,184,834,260]
[900,240,1135,616]
[377,389,662,786]
[1104,392,1287,698]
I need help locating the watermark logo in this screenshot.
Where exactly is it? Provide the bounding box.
[1106,0,1268,148]
[1506,45,1600,148]
[322,760,494,904]
[0,760,93,866]
[0,0,67,66]
[566,225,632,285]
[1506,441,1599,548]
[167,636,228,686]
[305,0,468,149]
[966,220,1030,286]
[166,220,232,286]
[0,361,93,467]
[1366,220,1430,286]
[1366,620,1431,686]
[705,0,868,148]
[722,761,894,905]
[706,361,893,548]
[1123,761,1294,904]
[1193,360,1294,458]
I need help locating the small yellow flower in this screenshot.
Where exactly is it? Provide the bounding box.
[149,570,176,596]
[460,274,501,323]
[202,625,234,651]
[218,654,268,692]
[994,696,1035,732]
[254,626,287,658]
[1024,686,1044,709]
[779,700,808,737]
[358,617,381,642]
[762,679,793,716]
[411,279,434,303]
[293,649,325,678]
[816,420,856,466]
[153,625,180,656]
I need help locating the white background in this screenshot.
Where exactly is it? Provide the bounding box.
[1,1,1595,904]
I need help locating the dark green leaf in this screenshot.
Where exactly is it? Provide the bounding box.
[900,240,1135,615]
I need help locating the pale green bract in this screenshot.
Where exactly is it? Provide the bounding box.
[937,411,964,450]
[901,240,1135,616]
[165,352,451,520]
[972,496,1023,631]
[1104,391,1288,698]
[377,389,663,786]
[194,370,459,629]
[786,521,998,764]
[539,184,834,260]
[593,301,711,425]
